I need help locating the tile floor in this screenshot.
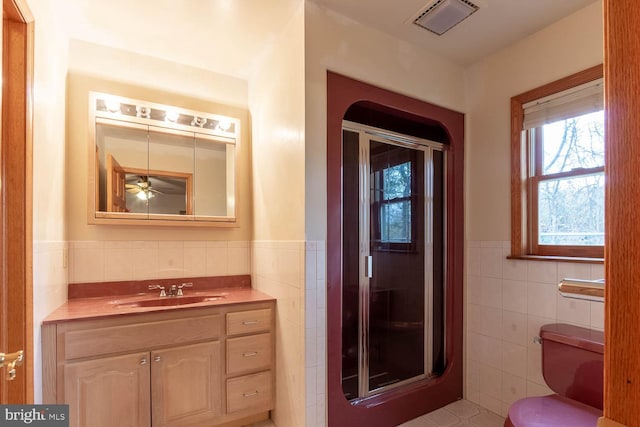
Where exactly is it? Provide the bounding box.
[398,400,505,427]
[251,399,504,427]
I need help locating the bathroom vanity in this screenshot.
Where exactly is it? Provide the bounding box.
[42,277,274,427]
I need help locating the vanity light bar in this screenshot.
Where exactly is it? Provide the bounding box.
[93,95,238,138]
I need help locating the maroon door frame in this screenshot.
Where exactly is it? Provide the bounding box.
[326,71,464,427]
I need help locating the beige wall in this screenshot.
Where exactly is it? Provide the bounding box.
[463,1,605,416]
[28,0,70,403]
[68,40,248,108]
[66,72,252,241]
[464,1,603,242]
[248,3,306,427]
[248,5,305,242]
[31,2,68,244]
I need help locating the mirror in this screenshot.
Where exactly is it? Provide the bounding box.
[89,92,238,225]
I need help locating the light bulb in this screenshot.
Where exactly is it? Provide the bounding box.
[165,109,180,122]
[217,118,232,131]
[105,98,121,113]
[136,191,148,201]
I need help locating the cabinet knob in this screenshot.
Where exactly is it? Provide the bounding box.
[154,356,161,362]
[140,358,148,365]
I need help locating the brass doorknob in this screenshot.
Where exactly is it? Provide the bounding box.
[0,350,24,381]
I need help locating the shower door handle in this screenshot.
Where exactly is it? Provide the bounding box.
[364,255,373,278]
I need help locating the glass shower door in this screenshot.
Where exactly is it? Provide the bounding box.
[342,123,445,401]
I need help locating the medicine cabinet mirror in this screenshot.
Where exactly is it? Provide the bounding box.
[89,92,239,226]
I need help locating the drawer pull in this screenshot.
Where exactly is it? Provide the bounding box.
[242,320,258,325]
[242,351,258,357]
[243,390,259,398]
[154,356,161,362]
[140,358,148,365]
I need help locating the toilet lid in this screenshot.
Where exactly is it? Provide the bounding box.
[507,394,602,427]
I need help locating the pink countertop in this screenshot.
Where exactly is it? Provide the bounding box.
[44,275,275,324]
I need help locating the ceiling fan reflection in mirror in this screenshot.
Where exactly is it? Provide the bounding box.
[125,176,163,201]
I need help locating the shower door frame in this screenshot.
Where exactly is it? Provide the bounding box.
[343,121,446,400]
[327,71,464,427]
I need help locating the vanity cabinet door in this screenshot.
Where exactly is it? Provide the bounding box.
[151,341,222,427]
[64,352,151,427]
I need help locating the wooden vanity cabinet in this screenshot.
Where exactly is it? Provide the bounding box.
[64,351,151,427]
[42,301,274,427]
[224,309,274,416]
[151,341,222,426]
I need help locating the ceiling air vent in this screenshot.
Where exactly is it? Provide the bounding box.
[413,0,479,36]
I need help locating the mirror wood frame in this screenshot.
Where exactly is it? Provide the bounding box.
[87,92,240,227]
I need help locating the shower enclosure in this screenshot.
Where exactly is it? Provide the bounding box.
[341,121,446,401]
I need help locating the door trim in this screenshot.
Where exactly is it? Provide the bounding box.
[1,0,34,403]
[603,0,640,423]
[327,71,464,427]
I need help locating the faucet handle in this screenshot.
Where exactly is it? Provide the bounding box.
[177,282,193,296]
[148,284,166,297]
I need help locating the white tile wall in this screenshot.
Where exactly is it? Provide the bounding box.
[304,241,326,427]
[33,240,68,403]
[466,240,605,417]
[68,240,251,283]
[252,241,307,427]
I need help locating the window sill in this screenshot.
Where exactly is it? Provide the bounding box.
[507,254,603,264]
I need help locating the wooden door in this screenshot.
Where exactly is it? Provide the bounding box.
[106,153,128,212]
[64,352,151,427]
[603,0,640,425]
[151,341,222,427]
[0,0,33,403]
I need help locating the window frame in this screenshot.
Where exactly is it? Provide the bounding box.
[510,65,604,260]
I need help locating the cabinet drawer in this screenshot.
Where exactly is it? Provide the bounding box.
[227,333,272,376]
[226,371,272,414]
[64,314,222,360]
[226,309,271,335]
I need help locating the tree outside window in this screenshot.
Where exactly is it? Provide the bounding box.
[535,111,604,247]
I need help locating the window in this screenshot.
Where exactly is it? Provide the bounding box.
[371,143,420,252]
[511,65,604,259]
[379,161,412,243]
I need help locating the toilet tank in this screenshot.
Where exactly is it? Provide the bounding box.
[540,323,604,410]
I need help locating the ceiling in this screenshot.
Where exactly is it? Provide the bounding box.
[60,0,598,79]
[311,0,599,65]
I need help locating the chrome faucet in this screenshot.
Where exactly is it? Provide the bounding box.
[149,282,193,297]
[148,284,166,297]
[176,282,193,296]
